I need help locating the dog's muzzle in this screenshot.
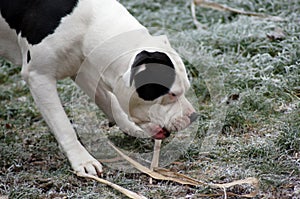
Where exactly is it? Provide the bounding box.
[152,112,199,140]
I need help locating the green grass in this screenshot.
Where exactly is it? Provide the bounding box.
[1,0,300,198]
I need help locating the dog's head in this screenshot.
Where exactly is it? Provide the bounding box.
[121,49,197,139]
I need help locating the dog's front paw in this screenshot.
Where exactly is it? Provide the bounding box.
[65,142,103,176]
[73,157,103,177]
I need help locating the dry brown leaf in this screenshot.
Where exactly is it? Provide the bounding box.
[108,141,259,198]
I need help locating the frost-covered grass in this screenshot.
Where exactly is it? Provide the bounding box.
[1,0,299,198]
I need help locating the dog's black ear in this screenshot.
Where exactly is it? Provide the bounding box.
[130,50,175,101]
[130,50,174,86]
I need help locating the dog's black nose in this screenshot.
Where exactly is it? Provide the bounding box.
[189,112,199,123]
[162,127,171,137]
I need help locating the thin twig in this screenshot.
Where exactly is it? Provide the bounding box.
[193,0,284,21]
[191,0,204,29]
[76,172,147,199]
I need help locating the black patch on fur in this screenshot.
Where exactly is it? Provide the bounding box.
[131,51,175,101]
[0,0,79,45]
[27,50,31,63]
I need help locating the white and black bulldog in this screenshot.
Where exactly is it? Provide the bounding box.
[0,0,197,176]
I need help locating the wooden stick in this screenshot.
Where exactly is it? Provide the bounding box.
[149,140,162,184]
[193,0,284,21]
[76,172,147,199]
[191,0,204,29]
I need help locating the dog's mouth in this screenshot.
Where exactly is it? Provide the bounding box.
[134,122,171,140]
[152,126,171,140]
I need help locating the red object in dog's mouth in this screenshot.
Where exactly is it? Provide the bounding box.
[152,127,171,140]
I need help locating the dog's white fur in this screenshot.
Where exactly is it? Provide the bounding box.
[0,0,195,176]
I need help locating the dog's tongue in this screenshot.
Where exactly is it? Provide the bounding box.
[152,127,170,140]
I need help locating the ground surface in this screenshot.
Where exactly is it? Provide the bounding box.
[0,0,299,198]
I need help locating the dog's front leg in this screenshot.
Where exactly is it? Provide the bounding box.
[26,71,102,176]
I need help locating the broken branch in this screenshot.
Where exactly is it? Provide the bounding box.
[193,0,284,22]
[76,172,147,199]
